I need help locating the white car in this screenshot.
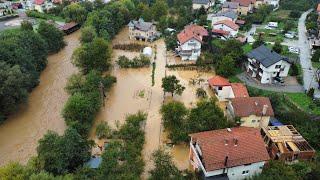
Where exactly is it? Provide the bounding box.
[264,25,273,30]
[285,33,295,39]
[288,47,300,54]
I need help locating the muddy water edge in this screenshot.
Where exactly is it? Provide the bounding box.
[0,31,80,166]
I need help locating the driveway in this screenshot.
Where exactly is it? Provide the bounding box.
[298,9,320,98]
[237,73,304,93]
[245,24,261,43]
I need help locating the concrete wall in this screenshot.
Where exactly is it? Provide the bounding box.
[240,115,270,128]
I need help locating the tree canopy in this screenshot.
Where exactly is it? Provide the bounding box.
[37,21,65,53]
[162,75,185,97]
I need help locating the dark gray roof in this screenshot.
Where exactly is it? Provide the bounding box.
[222,2,239,9]
[128,18,154,32]
[209,10,238,20]
[193,0,211,4]
[247,45,289,67]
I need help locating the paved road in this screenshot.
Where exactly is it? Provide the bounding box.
[245,24,261,43]
[298,9,320,98]
[237,73,304,93]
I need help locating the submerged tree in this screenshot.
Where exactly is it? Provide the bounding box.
[162,75,185,97]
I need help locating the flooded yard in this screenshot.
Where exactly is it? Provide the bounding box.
[0,31,80,166]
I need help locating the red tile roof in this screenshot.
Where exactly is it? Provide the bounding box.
[231,97,274,117]
[208,76,231,86]
[214,20,239,31]
[190,127,270,172]
[212,29,230,36]
[235,20,246,25]
[231,0,255,7]
[177,24,208,44]
[231,83,249,98]
[317,4,320,12]
[34,0,45,5]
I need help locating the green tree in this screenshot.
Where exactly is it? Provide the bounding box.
[251,161,298,180]
[0,162,28,180]
[63,3,88,24]
[80,26,97,44]
[162,75,185,97]
[273,41,283,54]
[196,88,207,98]
[72,38,112,73]
[149,149,184,180]
[216,55,236,77]
[160,101,189,143]
[187,98,229,133]
[96,122,111,139]
[311,49,320,62]
[252,35,265,49]
[37,128,91,175]
[151,0,168,21]
[20,20,33,31]
[37,21,65,53]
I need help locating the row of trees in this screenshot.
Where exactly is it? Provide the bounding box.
[0,21,65,122]
[161,99,232,143]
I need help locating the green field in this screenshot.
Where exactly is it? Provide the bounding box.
[285,93,320,115]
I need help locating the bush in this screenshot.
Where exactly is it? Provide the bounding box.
[289,10,301,18]
[311,49,320,62]
[96,122,111,139]
[113,43,146,51]
[37,21,65,53]
[117,55,150,68]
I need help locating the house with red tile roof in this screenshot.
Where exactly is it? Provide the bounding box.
[317,3,320,14]
[227,97,274,128]
[176,24,208,61]
[33,0,53,13]
[208,76,249,101]
[213,20,239,37]
[189,127,270,179]
[231,0,255,15]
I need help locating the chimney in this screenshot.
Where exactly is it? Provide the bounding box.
[262,105,268,115]
[224,156,229,166]
[233,138,238,146]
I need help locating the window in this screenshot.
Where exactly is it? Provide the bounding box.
[252,120,256,123]
[275,65,281,69]
[218,86,222,90]
[242,170,249,175]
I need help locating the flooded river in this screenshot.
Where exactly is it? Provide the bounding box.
[0,31,80,166]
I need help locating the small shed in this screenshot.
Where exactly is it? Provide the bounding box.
[142,47,153,57]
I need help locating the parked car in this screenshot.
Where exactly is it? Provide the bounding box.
[265,25,273,30]
[285,33,295,39]
[288,46,300,54]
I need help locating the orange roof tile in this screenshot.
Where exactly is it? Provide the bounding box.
[231,97,274,117]
[208,76,231,86]
[231,0,255,7]
[212,29,230,36]
[190,127,270,172]
[177,24,208,44]
[214,20,239,31]
[231,83,249,98]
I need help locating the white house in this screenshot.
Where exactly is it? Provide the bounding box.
[176,24,208,61]
[246,45,291,84]
[213,19,239,37]
[189,127,270,180]
[192,0,214,10]
[226,97,274,128]
[264,0,280,8]
[208,76,249,101]
[128,18,159,42]
[207,10,238,26]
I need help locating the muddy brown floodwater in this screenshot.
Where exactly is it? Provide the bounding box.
[0,31,80,166]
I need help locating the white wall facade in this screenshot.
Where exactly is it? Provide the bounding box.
[178,38,202,61]
[128,26,157,41]
[213,23,238,37]
[210,85,234,101]
[247,58,291,84]
[189,141,266,180]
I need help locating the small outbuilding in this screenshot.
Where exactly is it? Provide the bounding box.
[142,47,153,57]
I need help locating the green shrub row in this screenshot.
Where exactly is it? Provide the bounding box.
[117,55,151,68]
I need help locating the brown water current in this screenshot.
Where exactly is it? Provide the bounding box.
[0,31,80,166]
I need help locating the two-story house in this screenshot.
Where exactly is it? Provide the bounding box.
[208,76,249,101]
[227,97,274,128]
[192,0,214,10]
[213,19,239,37]
[33,0,53,13]
[128,18,159,42]
[261,125,315,163]
[176,24,208,61]
[207,10,238,26]
[189,127,270,180]
[231,0,255,15]
[246,45,291,84]
[222,2,239,14]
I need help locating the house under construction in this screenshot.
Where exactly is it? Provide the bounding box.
[260,125,315,163]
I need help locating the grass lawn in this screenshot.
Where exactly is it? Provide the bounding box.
[285,93,320,115]
[255,28,284,42]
